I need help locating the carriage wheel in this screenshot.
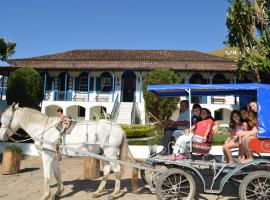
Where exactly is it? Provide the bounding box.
[156,168,195,200]
[239,170,270,200]
[141,165,167,188]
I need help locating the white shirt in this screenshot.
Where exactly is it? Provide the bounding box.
[176,110,190,130]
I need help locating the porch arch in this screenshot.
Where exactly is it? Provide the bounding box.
[90,106,109,120]
[66,105,86,120]
[45,105,62,117]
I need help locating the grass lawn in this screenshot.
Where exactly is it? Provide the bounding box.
[128,133,229,146]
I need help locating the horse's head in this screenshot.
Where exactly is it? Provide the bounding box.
[0,103,19,141]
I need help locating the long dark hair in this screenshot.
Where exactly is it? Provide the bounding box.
[247,99,258,127]
[201,108,215,121]
[229,110,242,129]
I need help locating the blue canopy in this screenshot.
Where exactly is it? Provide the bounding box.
[147,83,270,139]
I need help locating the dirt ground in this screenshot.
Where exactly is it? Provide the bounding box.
[0,156,239,200]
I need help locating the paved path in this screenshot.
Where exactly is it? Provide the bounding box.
[0,156,239,200]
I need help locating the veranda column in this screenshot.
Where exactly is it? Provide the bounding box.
[1,75,4,100]
[43,73,47,100]
[186,73,190,84]
[112,72,115,102]
[139,72,142,103]
[87,71,90,102]
[207,73,213,104]
[233,74,237,83]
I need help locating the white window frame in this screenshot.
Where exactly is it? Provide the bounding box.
[79,76,88,92]
[101,77,111,89]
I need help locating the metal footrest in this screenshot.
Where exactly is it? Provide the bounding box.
[205,189,221,194]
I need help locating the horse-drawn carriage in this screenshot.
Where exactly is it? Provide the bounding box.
[143,83,270,200]
[0,83,270,200]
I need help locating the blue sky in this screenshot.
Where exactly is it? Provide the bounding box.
[1,0,231,62]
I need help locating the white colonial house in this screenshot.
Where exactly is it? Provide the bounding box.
[0,49,255,124]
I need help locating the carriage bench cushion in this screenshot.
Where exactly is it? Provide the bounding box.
[248,138,270,153]
[186,142,211,154]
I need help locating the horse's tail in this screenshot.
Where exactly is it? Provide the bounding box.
[119,133,139,191]
[119,134,132,161]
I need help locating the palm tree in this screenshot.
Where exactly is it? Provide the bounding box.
[226,0,270,83]
[226,0,254,52]
[0,37,16,61]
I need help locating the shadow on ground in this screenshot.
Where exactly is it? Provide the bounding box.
[60,178,141,199]
[19,167,40,173]
[57,176,239,200]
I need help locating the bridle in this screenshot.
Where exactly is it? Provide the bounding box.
[1,109,16,140]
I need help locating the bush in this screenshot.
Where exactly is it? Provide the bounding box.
[120,124,155,138]
[143,69,182,121]
[3,145,22,154]
[7,67,43,109]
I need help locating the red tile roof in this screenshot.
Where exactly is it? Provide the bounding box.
[7,49,237,72]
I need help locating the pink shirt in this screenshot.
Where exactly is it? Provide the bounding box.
[194,118,213,138]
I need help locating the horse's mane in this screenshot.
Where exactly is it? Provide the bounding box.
[18,107,49,125]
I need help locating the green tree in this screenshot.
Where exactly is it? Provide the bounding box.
[226,0,270,82]
[0,37,16,61]
[143,69,182,121]
[7,67,44,109]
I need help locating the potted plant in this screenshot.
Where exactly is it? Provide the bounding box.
[1,145,22,175]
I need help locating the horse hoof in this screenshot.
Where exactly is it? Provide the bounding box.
[107,194,115,200]
[91,193,100,199]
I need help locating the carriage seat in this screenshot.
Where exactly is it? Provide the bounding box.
[186,121,219,155]
[247,137,270,154]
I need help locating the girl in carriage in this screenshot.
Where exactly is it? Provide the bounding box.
[223,110,248,163]
[170,108,214,160]
[236,99,258,163]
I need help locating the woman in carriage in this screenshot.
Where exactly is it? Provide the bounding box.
[170,108,214,160]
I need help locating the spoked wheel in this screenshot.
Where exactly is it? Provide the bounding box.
[239,171,270,200]
[156,168,195,200]
[141,165,167,188]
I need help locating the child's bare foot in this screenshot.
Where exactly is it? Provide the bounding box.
[238,156,245,162]
[240,158,254,163]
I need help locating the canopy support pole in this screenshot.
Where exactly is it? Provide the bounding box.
[185,89,192,154]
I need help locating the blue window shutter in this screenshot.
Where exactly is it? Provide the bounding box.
[67,91,72,101]
[90,77,94,92]
[96,77,101,91]
[53,90,59,100]
[75,77,79,92]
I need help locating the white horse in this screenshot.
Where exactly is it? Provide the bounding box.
[0,104,138,200]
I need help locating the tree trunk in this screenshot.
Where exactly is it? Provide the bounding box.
[83,157,100,179]
[1,152,21,175]
[255,68,261,83]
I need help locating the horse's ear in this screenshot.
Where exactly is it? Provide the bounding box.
[11,102,16,110]
[11,102,19,111]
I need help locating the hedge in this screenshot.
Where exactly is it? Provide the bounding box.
[120,124,156,138]
[121,124,228,145]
